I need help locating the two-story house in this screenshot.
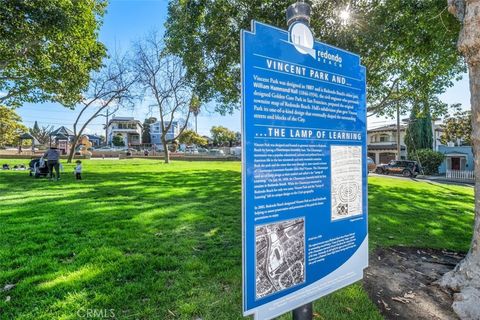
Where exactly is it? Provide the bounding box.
[367,124,408,164]
[367,122,446,165]
[49,126,75,155]
[106,117,142,147]
[150,120,180,148]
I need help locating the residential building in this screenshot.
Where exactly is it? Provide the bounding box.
[106,117,142,147]
[367,124,407,164]
[437,145,474,173]
[85,134,102,147]
[202,135,214,146]
[367,123,445,164]
[150,120,180,147]
[50,126,75,155]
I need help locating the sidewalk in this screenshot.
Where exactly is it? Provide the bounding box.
[416,174,475,186]
[370,173,474,187]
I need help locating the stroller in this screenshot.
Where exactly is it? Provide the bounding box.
[29,157,49,178]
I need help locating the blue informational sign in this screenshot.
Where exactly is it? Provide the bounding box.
[241,21,368,319]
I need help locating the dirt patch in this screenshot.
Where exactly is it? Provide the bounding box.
[363,247,465,320]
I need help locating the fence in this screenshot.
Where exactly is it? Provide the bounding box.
[446,170,475,181]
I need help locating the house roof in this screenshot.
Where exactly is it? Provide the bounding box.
[107,117,142,127]
[368,124,407,133]
[85,134,101,140]
[19,132,34,140]
[368,144,406,151]
[55,133,69,140]
[444,152,469,156]
[50,126,74,137]
[369,123,445,133]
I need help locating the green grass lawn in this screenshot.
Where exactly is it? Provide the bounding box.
[0,159,474,319]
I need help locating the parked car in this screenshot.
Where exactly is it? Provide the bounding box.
[367,157,376,172]
[185,146,199,154]
[209,149,225,156]
[375,160,421,177]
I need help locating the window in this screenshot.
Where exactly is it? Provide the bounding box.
[379,134,389,142]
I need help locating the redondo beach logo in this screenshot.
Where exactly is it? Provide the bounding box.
[289,22,343,66]
[289,22,314,56]
[317,49,343,64]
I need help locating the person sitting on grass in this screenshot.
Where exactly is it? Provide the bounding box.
[43,145,61,180]
[74,160,82,180]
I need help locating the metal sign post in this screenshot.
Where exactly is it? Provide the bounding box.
[292,303,313,320]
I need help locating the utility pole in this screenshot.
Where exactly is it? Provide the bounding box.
[104,109,113,146]
[397,105,401,160]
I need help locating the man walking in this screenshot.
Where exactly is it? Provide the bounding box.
[43,145,61,180]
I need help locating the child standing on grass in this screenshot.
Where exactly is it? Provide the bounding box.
[75,160,82,180]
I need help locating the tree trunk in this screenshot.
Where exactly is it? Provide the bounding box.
[162,137,169,164]
[440,2,480,318]
[67,135,80,164]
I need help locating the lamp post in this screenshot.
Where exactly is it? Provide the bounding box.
[286,3,313,318]
[286,0,311,27]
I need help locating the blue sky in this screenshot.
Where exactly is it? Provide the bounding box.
[15,0,470,135]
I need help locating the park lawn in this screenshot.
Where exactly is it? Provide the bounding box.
[0,159,474,320]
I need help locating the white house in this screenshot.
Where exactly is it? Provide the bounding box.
[367,123,445,164]
[367,124,408,164]
[106,117,142,147]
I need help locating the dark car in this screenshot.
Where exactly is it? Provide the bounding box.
[375,160,421,177]
[367,157,377,172]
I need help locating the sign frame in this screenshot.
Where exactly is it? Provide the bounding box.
[241,20,369,320]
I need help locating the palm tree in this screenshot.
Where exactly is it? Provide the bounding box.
[189,95,201,133]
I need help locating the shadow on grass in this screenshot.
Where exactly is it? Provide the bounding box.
[0,164,474,319]
[1,166,242,319]
[368,177,474,252]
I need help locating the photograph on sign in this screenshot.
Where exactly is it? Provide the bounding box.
[255,218,305,299]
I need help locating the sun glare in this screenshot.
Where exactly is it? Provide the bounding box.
[339,5,351,25]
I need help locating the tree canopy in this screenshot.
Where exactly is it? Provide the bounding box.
[210,125,236,147]
[0,0,107,108]
[178,129,208,146]
[0,105,28,147]
[165,0,465,116]
[405,103,433,157]
[142,117,158,144]
[441,107,472,146]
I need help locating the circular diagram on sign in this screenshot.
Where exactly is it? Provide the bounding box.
[338,182,360,203]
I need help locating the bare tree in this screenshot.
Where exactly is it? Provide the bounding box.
[133,32,193,163]
[438,1,480,319]
[66,55,136,163]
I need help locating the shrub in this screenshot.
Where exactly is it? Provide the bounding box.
[413,149,444,175]
[112,135,125,147]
